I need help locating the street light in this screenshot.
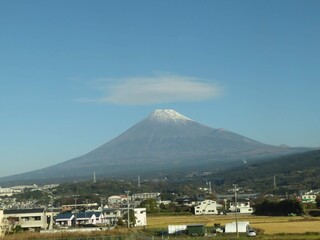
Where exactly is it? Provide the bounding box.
[233,184,239,238]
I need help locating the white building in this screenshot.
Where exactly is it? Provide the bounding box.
[194,200,218,215]
[134,208,146,227]
[131,193,160,201]
[75,211,101,225]
[108,195,128,206]
[104,207,146,227]
[0,209,8,237]
[0,187,14,197]
[55,212,75,226]
[3,208,47,230]
[229,202,253,214]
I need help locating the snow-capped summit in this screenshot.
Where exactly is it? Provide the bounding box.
[148,109,193,122]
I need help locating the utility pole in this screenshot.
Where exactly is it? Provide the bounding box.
[125,191,130,228]
[74,198,78,211]
[233,184,239,238]
[73,198,78,228]
[273,175,276,189]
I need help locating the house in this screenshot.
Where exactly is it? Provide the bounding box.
[131,192,160,201]
[103,208,121,227]
[133,208,146,227]
[108,195,128,206]
[75,211,97,225]
[54,212,75,226]
[0,209,8,237]
[55,211,105,227]
[61,203,98,212]
[225,221,250,233]
[175,196,205,207]
[92,211,105,224]
[3,208,47,231]
[0,187,14,197]
[108,207,147,227]
[194,200,218,215]
[229,202,253,214]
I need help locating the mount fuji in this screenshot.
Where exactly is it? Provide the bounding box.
[0,109,309,182]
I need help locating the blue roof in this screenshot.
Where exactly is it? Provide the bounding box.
[55,212,74,220]
[76,211,95,218]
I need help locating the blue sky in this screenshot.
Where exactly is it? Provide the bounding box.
[1,0,319,177]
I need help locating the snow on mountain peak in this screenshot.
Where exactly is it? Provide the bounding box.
[149,109,193,122]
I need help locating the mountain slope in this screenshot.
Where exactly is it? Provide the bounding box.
[211,149,320,193]
[0,109,310,182]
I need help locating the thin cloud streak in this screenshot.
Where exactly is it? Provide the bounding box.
[81,74,222,105]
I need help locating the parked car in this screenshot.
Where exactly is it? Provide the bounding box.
[247,229,256,237]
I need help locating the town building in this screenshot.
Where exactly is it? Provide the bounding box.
[194,200,218,215]
[3,208,47,231]
[131,192,160,201]
[133,208,147,226]
[229,202,253,214]
[55,212,75,227]
[107,195,128,206]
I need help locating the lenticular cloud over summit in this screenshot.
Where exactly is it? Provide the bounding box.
[93,73,222,105]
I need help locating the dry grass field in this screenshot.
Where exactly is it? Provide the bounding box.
[2,215,320,239]
[147,214,320,235]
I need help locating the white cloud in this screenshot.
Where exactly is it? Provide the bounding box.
[82,73,222,105]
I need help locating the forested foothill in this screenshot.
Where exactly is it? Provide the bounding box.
[6,149,320,217]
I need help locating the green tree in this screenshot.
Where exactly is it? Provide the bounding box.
[255,198,303,216]
[316,194,320,208]
[139,198,159,213]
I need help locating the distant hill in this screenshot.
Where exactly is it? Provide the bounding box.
[209,149,320,193]
[0,109,311,183]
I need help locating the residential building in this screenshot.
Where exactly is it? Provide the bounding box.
[133,208,146,226]
[108,195,128,206]
[229,202,253,214]
[103,208,121,227]
[55,212,75,227]
[3,208,47,231]
[75,211,98,225]
[0,209,8,237]
[131,193,160,201]
[175,196,205,207]
[194,200,218,215]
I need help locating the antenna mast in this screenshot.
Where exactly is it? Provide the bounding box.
[138,175,141,188]
[93,171,96,183]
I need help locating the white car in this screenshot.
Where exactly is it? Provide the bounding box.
[247,230,256,237]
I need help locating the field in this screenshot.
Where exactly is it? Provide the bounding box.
[2,215,320,240]
[146,214,320,235]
